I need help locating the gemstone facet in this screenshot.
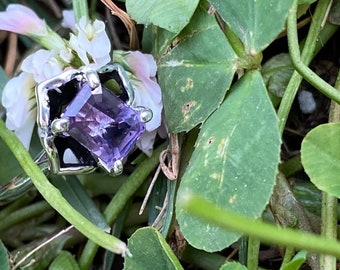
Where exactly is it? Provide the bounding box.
[61,83,145,172]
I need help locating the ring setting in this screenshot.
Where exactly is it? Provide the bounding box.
[35,63,152,176]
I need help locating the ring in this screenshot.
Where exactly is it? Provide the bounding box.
[36,63,153,176]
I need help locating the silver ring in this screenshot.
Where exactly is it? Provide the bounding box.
[0,63,152,205]
[35,63,152,176]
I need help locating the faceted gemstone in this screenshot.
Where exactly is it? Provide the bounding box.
[61,83,145,172]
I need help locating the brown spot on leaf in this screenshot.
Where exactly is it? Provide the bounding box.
[207,136,215,145]
[182,100,197,115]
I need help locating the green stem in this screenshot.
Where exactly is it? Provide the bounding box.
[319,68,340,270]
[320,193,337,269]
[73,0,89,22]
[178,192,340,259]
[281,246,295,268]
[0,119,129,255]
[224,23,262,69]
[238,236,248,265]
[287,7,340,102]
[277,0,337,134]
[78,142,167,270]
[247,236,260,270]
[0,193,34,220]
[224,24,247,59]
[0,201,50,231]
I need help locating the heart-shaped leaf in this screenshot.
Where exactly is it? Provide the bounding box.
[220,262,248,270]
[126,0,199,34]
[124,227,183,270]
[301,123,340,198]
[209,0,294,53]
[49,251,80,270]
[158,7,237,132]
[176,71,280,251]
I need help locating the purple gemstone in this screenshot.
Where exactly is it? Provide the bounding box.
[61,83,145,171]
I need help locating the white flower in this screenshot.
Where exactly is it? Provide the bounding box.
[0,4,65,50]
[1,73,36,149]
[113,51,163,156]
[21,49,63,83]
[61,10,76,32]
[65,17,111,68]
[123,51,163,132]
[136,130,158,157]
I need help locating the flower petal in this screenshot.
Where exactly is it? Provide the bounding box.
[62,10,76,32]
[118,51,163,132]
[72,18,111,67]
[0,4,46,35]
[131,78,162,131]
[136,130,158,156]
[21,49,63,83]
[1,72,36,149]
[13,113,36,150]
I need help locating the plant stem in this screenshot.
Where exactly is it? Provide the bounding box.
[0,119,129,255]
[73,0,89,22]
[78,142,167,270]
[178,192,340,259]
[277,0,337,134]
[224,24,246,59]
[281,246,295,268]
[0,193,34,220]
[319,69,340,270]
[287,2,340,102]
[320,192,337,270]
[247,236,260,270]
[0,201,50,231]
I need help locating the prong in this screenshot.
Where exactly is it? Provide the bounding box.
[134,106,153,123]
[51,118,70,135]
[81,67,100,89]
[98,158,123,176]
[112,160,123,175]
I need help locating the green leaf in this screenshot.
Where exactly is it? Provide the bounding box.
[298,0,317,4]
[158,6,237,132]
[0,241,9,270]
[176,71,280,251]
[126,0,199,33]
[329,0,340,25]
[146,25,178,59]
[262,53,294,98]
[301,123,340,198]
[220,261,248,270]
[124,227,184,270]
[209,0,294,52]
[281,250,307,270]
[50,175,110,231]
[0,139,22,184]
[49,251,80,270]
